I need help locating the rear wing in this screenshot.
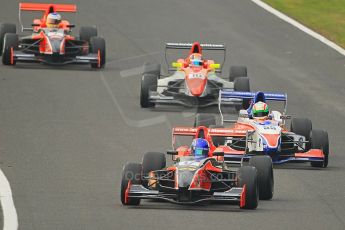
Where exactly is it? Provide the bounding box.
[165,42,226,73]
[218,90,288,123]
[172,126,247,149]
[19,3,77,31]
[166,43,226,50]
[219,91,287,101]
[19,3,77,12]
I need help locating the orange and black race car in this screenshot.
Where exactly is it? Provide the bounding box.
[121,126,274,209]
[0,3,105,68]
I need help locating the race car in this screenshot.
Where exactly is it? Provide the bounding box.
[194,91,329,168]
[140,42,250,108]
[121,126,274,209]
[0,3,105,68]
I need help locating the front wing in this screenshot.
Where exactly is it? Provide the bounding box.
[12,51,100,66]
[148,91,242,107]
[223,149,326,165]
[126,184,244,205]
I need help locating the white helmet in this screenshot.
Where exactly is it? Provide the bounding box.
[46,13,61,28]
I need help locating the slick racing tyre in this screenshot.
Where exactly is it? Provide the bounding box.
[79,26,97,43]
[310,129,329,168]
[121,162,142,205]
[90,37,106,68]
[143,62,160,78]
[229,66,247,82]
[140,73,157,108]
[234,77,250,111]
[2,33,18,66]
[238,166,258,209]
[194,113,217,127]
[290,118,312,149]
[249,156,274,200]
[142,152,166,189]
[0,23,16,56]
[142,152,166,175]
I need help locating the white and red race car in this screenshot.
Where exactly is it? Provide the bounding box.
[140,42,250,108]
[194,91,329,168]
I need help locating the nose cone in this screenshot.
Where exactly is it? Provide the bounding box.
[186,78,207,96]
[261,134,281,149]
[177,170,194,188]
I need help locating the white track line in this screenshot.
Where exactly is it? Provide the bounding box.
[251,0,345,57]
[0,169,18,230]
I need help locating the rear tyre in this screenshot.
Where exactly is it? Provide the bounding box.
[0,23,16,56]
[194,114,217,127]
[2,33,18,65]
[310,130,329,168]
[142,152,166,189]
[121,162,142,205]
[234,77,250,111]
[209,125,225,146]
[90,37,106,68]
[229,66,247,82]
[143,62,160,78]
[142,152,166,175]
[290,118,312,149]
[140,74,157,108]
[249,156,274,200]
[79,26,97,43]
[238,166,258,209]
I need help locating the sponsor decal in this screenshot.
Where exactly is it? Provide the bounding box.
[188,73,205,79]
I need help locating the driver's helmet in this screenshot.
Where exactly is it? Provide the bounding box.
[46,13,61,28]
[191,138,209,159]
[252,101,269,118]
[189,53,203,67]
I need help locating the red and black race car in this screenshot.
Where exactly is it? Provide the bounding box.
[0,3,105,68]
[140,42,250,108]
[121,126,274,209]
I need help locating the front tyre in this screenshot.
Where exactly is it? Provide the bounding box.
[140,73,157,108]
[143,62,160,78]
[90,37,106,69]
[229,66,247,82]
[234,77,250,111]
[238,166,258,209]
[121,162,142,205]
[290,118,312,149]
[0,23,16,56]
[310,129,329,168]
[79,26,97,43]
[249,156,274,200]
[2,33,18,66]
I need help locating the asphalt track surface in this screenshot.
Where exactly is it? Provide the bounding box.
[1,0,345,229]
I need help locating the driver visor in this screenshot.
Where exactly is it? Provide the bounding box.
[47,18,61,25]
[191,60,203,66]
[194,147,208,156]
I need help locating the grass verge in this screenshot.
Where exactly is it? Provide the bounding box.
[263,0,345,48]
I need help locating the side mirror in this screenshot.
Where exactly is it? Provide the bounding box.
[280,115,291,120]
[172,62,183,68]
[209,63,220,69]
[167,150,178,155]
[213,152,224,157]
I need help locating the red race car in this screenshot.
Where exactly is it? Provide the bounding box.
[121,126,274,209]
[0,3,105,68]
[140,42,250,108]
